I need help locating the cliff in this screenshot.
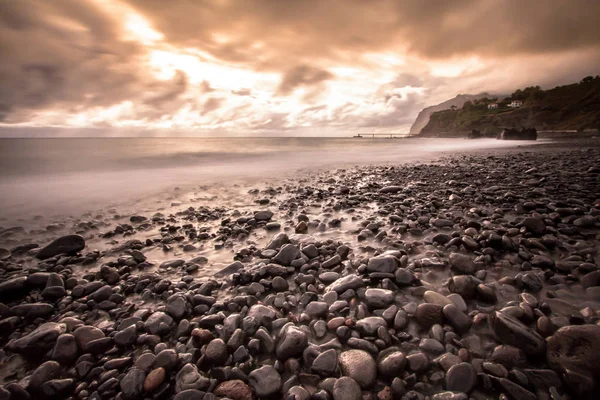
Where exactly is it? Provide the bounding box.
[418,76,600,137]
[409,93,496,136]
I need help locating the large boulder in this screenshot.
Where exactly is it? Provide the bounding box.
[36,235,85,260]
[547,324,600,394]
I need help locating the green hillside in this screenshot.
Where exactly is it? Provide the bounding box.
[419,76,600,137]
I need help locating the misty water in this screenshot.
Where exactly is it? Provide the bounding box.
[0,137,538,225]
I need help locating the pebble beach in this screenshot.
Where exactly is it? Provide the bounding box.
[1,140,600,400]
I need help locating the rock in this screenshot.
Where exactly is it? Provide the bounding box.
[367,255,397,273]
[254,210,274,221]
[41,379,74,397]
[215,261,244,277]
[406,352,429,372]
[144,368,165,392]
[364,288,394,308]
[8,322,66,356]
[333,377,362,400]
[114,324,138,347]
[490,345,528,369]
[448,275,477,299]
[160,259,185,269]
[322,255,342,268]
[356,316,387,336]
[176,363,210,392]
[271,276,289,291]
[10,303,54,318]
[166,294,189,320]
[489,311,545,356]
[522,217,546,236]
[51,333,78,365]
[379,186,402,194]
[144,311,174,335]
[73,325,105,352]
[378,351,406,377]
[272,243,300,266]
[423,290,453,307]
[442,304,472,334]
[120,368,146,399]
[276,325,307,360]
[547,324,600,385]
[248,304,279,326]
[0,277,28,299]
[204,338,228,365]
[29,361,61,391]
[445,362,477,393]
[248,365,281,397]
[327,274,364,293]
[214,380,253,400]
[305,301,328,317]
[449,253,475,274]
[312,349,338,376]
[36,235,85,259]
[414,303,443,327]
[338,349,376,388]
[490,377,536,400]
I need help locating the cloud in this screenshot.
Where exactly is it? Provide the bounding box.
[277,65,334,96]
[0,0,599,134]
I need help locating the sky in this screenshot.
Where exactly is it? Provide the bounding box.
[1,0,599,136]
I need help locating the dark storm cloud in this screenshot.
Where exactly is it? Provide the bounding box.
[0,0,195,123]
[126,0,600,66]
[276,65,334,96]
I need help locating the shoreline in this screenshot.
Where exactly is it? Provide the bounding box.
[0,140,599,399]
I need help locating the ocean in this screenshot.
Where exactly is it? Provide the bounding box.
[0,137,536,224]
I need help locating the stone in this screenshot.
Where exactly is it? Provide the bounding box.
[144,368,166,392]
[449,253,475,274]
[8,322,66,356]
[327,275,365,293]
[378,351,406,377]
[338,349,376,388]
[442,304,472,334]
[546,324,600,384]
[73,325,105,352]
[205,338,228,365]
[174,389,205,400]
[379,186,402,194]
[414,303,443,327]
[488,311,545,356]
[367,255,397,273]
[490,345,527,369]
[364,288,394,308]
[423,290,453,307]
[273,244,300,266]
[176,363,210,392]
[312,349,338,376]
[0,276,28,299]
[248,304,279,326]
[29,361,61,391]
[120,368,146,399]
[333,377,362,400]
[144,311,174,335]
[254,210,274,221]
[276,325,307,360]
[51,333,78,365]
[214,380,253,400]
[248,365,281,397]
[522,217,546,236]
[445,362,477,393]
[356,316,387,336]
[305,301,328,318]
[36,235,85,259]
[166,294,189,320]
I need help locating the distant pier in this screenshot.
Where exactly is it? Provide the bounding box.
[352,133,409,138]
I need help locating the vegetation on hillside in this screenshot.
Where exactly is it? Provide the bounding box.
[419,76,600,136]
